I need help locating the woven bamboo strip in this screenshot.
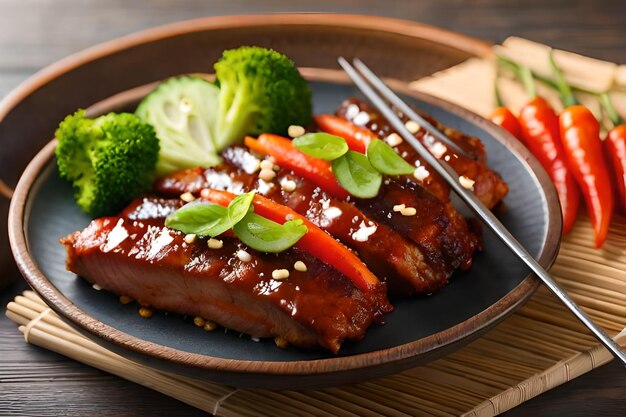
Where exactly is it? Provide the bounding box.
[6,285,622,416]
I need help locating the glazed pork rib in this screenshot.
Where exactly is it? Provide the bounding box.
[62,198,390,353]
[154,147,479,295]
[336,98,509,208]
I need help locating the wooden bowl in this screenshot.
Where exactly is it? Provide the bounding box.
[4,14,560,389]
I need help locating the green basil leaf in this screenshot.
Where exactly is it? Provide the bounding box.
[227,191,255,226]
[366,138,414,175]
[165,191,255,237]
[233,213,308,253]
[332,150,382,198]
[292,132,349,160]
[165,201,229,236]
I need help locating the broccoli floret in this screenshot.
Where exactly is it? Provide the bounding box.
[55,110,159,216]
[135,76,222,176]
[133,47,312,176]
[214,46,312,149]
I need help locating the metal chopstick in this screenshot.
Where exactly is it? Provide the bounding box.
[338,56,626,366]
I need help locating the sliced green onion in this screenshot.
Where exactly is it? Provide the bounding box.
[292,132,349,160]
[332,150,382,198]
[233,213,308,252]
[366,138,414,175]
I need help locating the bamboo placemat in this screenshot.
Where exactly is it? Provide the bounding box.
[6,38,626,416]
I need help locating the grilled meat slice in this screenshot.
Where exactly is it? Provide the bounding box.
[154,147,478,295]
[336,98,509,208]
[61,200,390,353]
[356,177,478,280]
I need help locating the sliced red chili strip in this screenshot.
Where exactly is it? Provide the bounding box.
[200,188,384,295]
[314,114,375,153]
[244,134,349,200]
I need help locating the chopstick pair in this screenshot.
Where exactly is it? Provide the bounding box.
[338,57,626,366]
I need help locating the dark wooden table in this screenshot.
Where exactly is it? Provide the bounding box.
[1,1,625,415]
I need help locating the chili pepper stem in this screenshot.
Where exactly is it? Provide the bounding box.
[598,92,623,126]
[549,50,578,108]
[493,77,504,108]
[519,65,536,99]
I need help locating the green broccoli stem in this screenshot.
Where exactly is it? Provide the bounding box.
[217,84,262,148]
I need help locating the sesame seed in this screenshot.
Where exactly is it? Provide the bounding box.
[413,166,430,181]
[285,214,295,221]
[92,284,102,291]
[459,175,476,190]
[274,336,289,349]
[272,269,290,280]
[353,111,370,126]
[259,168,276,182]
[207,238,223,249]
[260,159,275,170]
[294,261,307,272]
[119,295,133,305]
[393,203,406,212]
[281,179,297,192]
[236,250,252,262]
[405,120,421,134]
[203,321,217,331]
[184,234,197,244]
[180,192,196,203]
[138,307,153,318]
[345,104,360,119]
[430,142,448,159]
[386,133,403,147]
[193,316,205,327]
[251,336,261,342]
[288,125,306,138]
[401,207,417,216]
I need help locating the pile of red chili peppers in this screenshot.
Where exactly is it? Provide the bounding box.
[489,53,625,248]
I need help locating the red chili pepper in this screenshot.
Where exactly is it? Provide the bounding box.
[547,52,612,247]
[518,97,580,236]
[488,107,524,141]
[244,134,349,199]
[314,114,374,152]
[200,188,385,295]
[559,106,613,247]
[604,124,626,214]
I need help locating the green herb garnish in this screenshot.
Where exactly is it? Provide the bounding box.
[165,191,255,237]
[366,139,415,175]
[164,202,229,236]
[165,191,307,253]
[233,213,308,253]
[332,150,382,198]
[292,132,349,160]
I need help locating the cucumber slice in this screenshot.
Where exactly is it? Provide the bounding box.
[136,76,221,175]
